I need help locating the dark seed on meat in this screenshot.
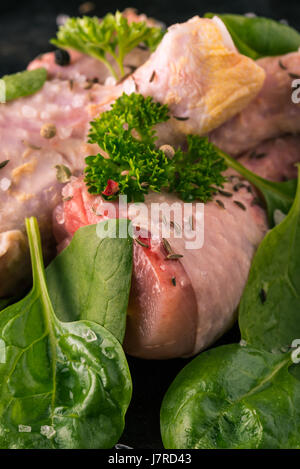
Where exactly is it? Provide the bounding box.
[166,254,184,260]
[54,49,71,66]
[218,189,233,197]
[234,200,246,211]
[173,116,189,121]
[215,199,225,209]
[279,60,287,70]
[289,72,300,79]
[135,238,150,249]
[250,151,267,159]
[171,277,176,286]
[0,160,9,170]
[233,182,247,192]
[149,70,156,82]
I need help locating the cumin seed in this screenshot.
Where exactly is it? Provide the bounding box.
[149,70,156,82]
[233,182,247,192]
[215,199,225,209]
[170,221,182,234]
[162,238,173,255]
[166,253,184,260]
[173,116,189,121]
[218,189,233,197]
[289,72,300,79]
[135,238,149,249]
[279,60,287,70]
[234,200,246,211]
[84,80,95,90]
[0,160,9,170]
[250,151,266,159]
[162,238,183,260]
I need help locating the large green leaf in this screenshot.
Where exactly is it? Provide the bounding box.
[0,218,132,449]
[46,219,132,344]
[205,13,300,59]
[161,344,300,449]
[239,166,300,351]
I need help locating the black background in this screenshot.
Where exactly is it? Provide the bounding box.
[1,0,300,75]
[0,0,299,449]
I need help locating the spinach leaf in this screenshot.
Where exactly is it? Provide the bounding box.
[239,166,300,352]
[46,219,132,344]
[0,68,47,102]
[0,300,10,311]
[161,344,300,449]
[205,13,300,59]
[0,297,18,312]
[219,147,297,226]
[0,217,132,449]
[161,167,300,450]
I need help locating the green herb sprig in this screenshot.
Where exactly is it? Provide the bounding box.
[85,93,227,202]
[51,12,164,80]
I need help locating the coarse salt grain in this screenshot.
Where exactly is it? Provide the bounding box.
[72,94,85,108]
[58,127,72,139]
[123,77,136,95]
[45,103,59,114]
[0,178,11,191]
[40,111,50,120]
[104,76,117,86]
[21,105,37,119]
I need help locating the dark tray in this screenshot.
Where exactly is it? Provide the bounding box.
[1,0,300,449]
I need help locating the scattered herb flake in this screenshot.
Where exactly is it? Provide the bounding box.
[173,116,189,121]
[234,200,247,211]
[0,160,9,170]
[149,70,156,82]
[215,199,225,209]
[55,164,72,183]
[218,189,233,197]
[134,238,150,249]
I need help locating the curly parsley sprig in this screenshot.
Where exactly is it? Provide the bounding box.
[51,12,164,80]
[84,93,227,202]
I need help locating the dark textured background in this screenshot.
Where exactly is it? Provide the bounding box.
[1,0,300,75]
[0,0,299,449]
